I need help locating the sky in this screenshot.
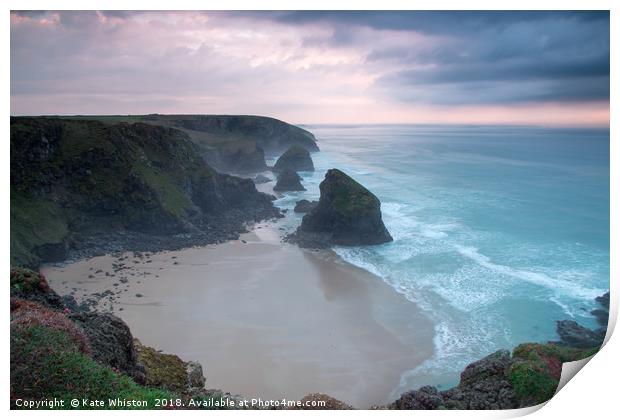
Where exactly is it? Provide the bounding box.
[10,10,610,126]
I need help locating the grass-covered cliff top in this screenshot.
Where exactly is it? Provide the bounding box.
[32,114,319,155]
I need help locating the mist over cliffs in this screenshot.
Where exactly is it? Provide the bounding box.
[10,115,319,267]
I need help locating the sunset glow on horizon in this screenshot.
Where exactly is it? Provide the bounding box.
[10,11,610,127]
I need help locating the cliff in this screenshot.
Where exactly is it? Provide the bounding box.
[10,117,281,267]
[28,114,319,176]
[142,114,319,174]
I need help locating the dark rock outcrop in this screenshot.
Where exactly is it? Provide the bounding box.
[288,169,392,247]
[591,290,610,326]
[390,386,444,410]
[10,117,281,267]
[273,168,306,192]
[591,309,609,326]
[595,291,610,310]
[273,145,314,173]
[442,350,518,409]
[294,199,318,213]
[69,311,146,384]
[556,320,605,348]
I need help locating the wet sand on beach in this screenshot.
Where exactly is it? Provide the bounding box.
[43,225,434,408]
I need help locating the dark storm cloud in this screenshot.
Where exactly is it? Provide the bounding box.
[250,11,610,104]
[244,10,607,36]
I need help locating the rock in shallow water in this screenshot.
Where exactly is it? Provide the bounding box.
[289,169,392,247]
[273,168,306,192]
[556,320,605,348]
[273,145,314,172]
[595,291,610,310]
[293,199,318,213]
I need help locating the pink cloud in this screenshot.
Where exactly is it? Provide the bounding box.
[10,11,609,127]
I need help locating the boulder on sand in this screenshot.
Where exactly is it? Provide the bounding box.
[273,145,314,172]
[288,169,392,247]
[273,168,306,192]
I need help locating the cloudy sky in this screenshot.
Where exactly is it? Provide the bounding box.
[10,11,610,126]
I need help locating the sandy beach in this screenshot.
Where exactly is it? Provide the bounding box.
[43,223,434,408]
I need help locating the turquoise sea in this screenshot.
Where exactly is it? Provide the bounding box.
[267,125,609,393]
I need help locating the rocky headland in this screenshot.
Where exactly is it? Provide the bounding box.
[10,117,292,268]
[288,169,393,247]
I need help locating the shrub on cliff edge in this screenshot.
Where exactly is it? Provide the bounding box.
[11,325,174,409]
[507,343,597,405]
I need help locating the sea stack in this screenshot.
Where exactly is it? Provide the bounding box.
[273,168,306,192]
[273,145,314,172]
[290,169,392,247]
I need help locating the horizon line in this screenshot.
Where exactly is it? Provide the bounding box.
[10,114,610,130]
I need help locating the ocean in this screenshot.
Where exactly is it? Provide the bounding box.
[267,124,610,393]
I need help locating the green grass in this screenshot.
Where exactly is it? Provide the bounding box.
[11,325,175,409]
[133,164,193,218]
[508,343,597,405]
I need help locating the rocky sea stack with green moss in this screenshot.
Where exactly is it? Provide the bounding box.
[289,169,392,247]
[10,117,282,267]
[273,145,315,173]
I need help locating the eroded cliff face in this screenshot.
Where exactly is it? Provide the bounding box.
[10,117,281,267]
